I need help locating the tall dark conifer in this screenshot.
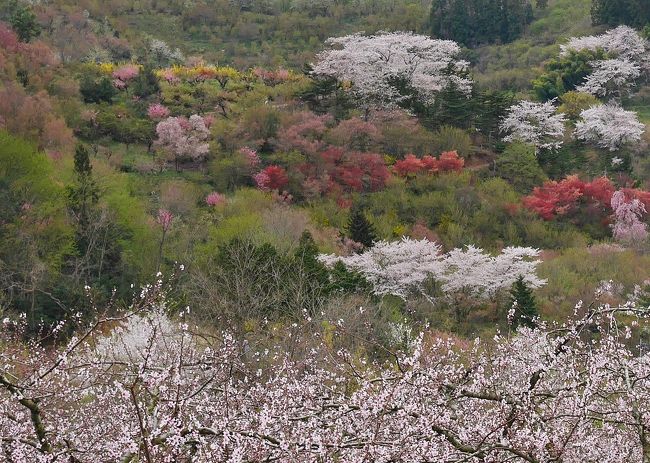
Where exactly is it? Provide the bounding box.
[347,207,377,250]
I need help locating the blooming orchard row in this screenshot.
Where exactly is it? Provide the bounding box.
[2,280,650,462]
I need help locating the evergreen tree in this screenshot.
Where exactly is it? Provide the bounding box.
[132,64,161,99]
[80,76,117,104]
[68,144,99,231]
[347,207,377,249]
[294,230,330,290]
[430,0,536,47]
[7,0,40,42]
[509,276,539,329]
[591,0,650,27]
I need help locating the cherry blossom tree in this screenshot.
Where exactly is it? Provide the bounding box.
[319,237,545,302]
[500,100,567,152]
[4,279,650,462]
[575,104,645,151]
[611,190,649,245]
[112,64,139,89]
[577,58,641,98]
[561,25,648,61]
[312,32,472,110]
[155,115,210,170]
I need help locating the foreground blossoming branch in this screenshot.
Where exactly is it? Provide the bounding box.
[1,282,650,462]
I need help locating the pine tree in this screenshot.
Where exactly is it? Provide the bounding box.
[132,65,160,99]
[347,207,377,249]
[510,276,539,329]
[68,144,99,231]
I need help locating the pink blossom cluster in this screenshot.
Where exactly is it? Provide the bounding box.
[156,208,173,232]
[205,192,226,207]
[611,190,649,245]
[147,103,170,120]
[239,146,260,167]
[112,64,139,89]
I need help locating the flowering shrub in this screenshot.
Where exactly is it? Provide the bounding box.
[205,192,226,207]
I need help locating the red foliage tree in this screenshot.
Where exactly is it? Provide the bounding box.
[436,151,465,172]
[254,165,289,192]
[393,151,464,178]
[523,176,615,220]
[394,154,424,177]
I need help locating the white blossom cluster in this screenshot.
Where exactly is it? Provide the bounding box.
[499,100,567,152]
[562,26,649,98]
[319,237,546,301]
[312,32,472,108]
[575,103,645,151]
[2,295,650,462]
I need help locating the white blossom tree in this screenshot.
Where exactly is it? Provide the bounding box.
[577,58,641,98]
[319,238,546,302]
[311,32,472,109]
[575,103,645,151]
[562,26,649,100]
[561,25,648,61]
[500,100,567,152]
[3,281,650,462]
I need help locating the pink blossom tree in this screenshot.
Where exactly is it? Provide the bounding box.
[611,190,649,245]
[147,103,170,120]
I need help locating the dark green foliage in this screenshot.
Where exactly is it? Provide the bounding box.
[533,49,607,101]
[132,65,161,99]
[300,67,353,121]
[80,76,117,104]
[496,143,547,193]
[591,0,650,28]
[7,0,40,42]
[347,207,377,249]
[474,90,516,140]
[67,144,98,230]
[429,0,535,47]
[328,261,371,295]
[510,276,539,329]
[422,81,474,130]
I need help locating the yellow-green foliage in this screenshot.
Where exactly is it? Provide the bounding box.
[537,246,650,319]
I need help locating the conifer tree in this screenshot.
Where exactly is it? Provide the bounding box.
[132,64,160,99]
[510,276,539,329]
[347,207,377,250]
[68,144,99,232]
